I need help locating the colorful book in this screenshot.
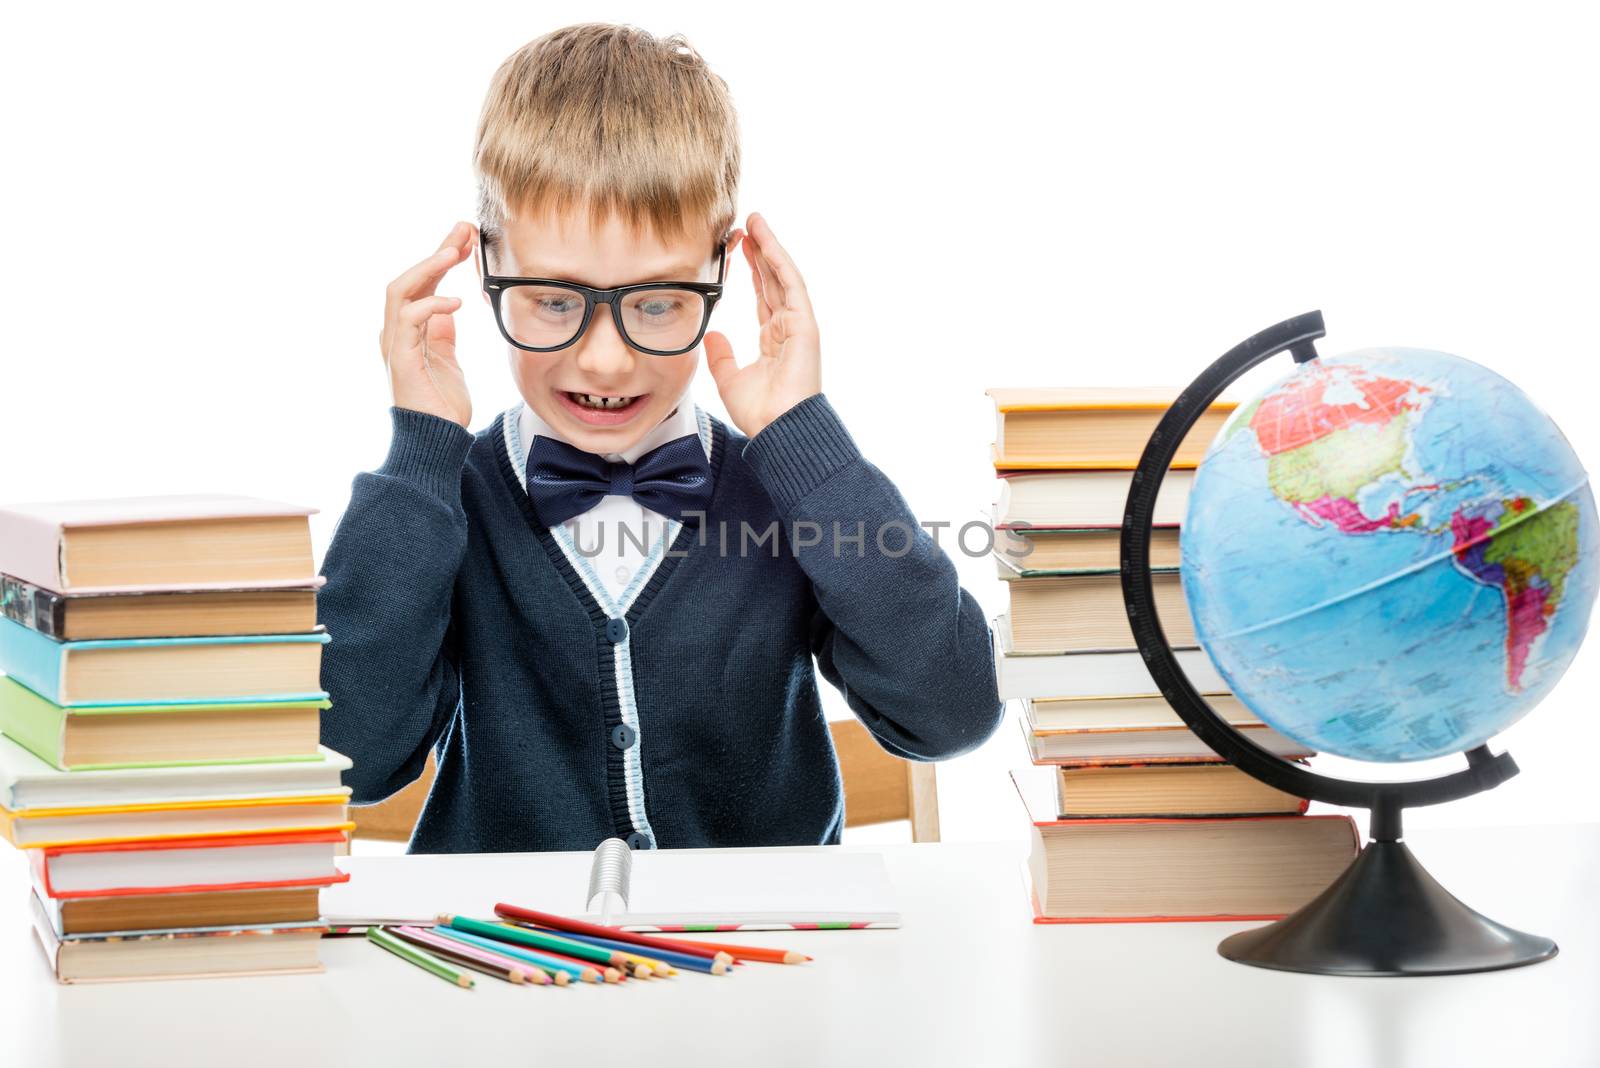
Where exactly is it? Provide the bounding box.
[1,792,352,849]
[988,388,1236,470]
[0,493,322,594]
[1012,770,1358,922]
[993,613,1226,700]
[0,676,328,769]
[30,892,326,983]
[31,829,351,899]
[1,572,320,641]
[0,619,330,705]
[0,740,351,809]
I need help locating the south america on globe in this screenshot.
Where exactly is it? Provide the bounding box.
[1182,348,1600,761]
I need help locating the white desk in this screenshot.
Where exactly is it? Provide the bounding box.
[2,824,1596,1068]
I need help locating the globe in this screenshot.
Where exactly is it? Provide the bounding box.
[1181,347,1600,762]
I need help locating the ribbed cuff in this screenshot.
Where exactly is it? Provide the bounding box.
[376,406,475,502]
[741,393,862,514]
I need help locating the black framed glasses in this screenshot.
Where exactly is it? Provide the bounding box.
[479,235,728,356]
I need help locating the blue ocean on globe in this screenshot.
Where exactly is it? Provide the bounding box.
[1181,347,1600,761]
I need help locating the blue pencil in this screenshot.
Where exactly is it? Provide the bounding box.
[504,923,724,974]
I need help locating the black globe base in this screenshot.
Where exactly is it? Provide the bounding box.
[1218,839,1558,976]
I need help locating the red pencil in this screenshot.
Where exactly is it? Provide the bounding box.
[494,903,733,965]
[641,935,810,965]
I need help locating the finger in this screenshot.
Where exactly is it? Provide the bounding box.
[396,295,461,338]
[748,213,813,314]
[435,221,468,254]
[742,239,772,326]
[386,226,473,309]
[746,235,786,316]
[703,330,739,394]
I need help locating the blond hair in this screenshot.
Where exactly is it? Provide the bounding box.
[474,23,740,258]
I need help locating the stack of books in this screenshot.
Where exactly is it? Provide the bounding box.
[986,389,1358,922]
[0,494,353,982]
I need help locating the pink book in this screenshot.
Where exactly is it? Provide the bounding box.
[0,494,324,594]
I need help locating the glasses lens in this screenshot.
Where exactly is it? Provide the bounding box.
[620,288,710,353]
[499,285,588,349]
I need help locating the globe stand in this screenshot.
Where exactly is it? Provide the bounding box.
[1218,790,1556,975]
[1119,310,1559,977]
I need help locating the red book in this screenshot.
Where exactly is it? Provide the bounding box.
[32,829,349,899]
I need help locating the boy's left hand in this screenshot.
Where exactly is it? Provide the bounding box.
[704,212,822,439]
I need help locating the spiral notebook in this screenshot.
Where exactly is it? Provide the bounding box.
[322,842,901,932]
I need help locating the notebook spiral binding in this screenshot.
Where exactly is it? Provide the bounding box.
[586,837,633,921]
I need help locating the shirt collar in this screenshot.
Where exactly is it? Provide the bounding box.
[518,395,700,467]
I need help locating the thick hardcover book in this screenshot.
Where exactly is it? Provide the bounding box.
[1011,770,1358,922]
[1054,760,1311,818]
[993,614,1227,700]
[30,892,326,983]
[1,572,320,640]
[0,739,351,809]
[994,468,1195,529]
[0,676,329,770]
[0,617,330,705]
[31,829,352,899]
[43,884,324,937]
[0,493,323,594]
[986,388,1237,470]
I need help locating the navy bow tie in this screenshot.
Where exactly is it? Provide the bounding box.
[526,433,713,527]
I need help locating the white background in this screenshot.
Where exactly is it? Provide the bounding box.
[4,1,1599,847]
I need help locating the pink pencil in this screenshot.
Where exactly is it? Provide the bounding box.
[391,925,551,985]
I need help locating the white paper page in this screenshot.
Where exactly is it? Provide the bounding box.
[321,849,900,929]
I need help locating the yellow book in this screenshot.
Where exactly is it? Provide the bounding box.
[1,793,353,850]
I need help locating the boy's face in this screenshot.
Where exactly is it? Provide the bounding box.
[481,207,718,456]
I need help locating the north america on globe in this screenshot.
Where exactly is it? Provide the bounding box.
[1236,361,1580,692]
[1183,348,1600,762]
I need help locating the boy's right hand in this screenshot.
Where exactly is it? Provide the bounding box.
[381,222,476,428]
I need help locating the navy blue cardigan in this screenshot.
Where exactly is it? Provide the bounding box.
[318,393,1002,852]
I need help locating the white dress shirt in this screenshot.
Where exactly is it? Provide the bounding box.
[517,399,702,604]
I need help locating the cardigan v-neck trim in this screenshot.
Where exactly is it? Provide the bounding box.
[488,406,728,847]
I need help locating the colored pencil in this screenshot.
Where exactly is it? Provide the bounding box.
[389,925,549,985]
[442,913,631,970]
[512,925,740,975]
[493,903,736,966]
[488,923,634,980]
[641,935,811,965]
[367,926,474,988]
[434,926,603,984]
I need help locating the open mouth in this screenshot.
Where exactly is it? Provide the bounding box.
[567,392,639,411]
[556,389,650,424]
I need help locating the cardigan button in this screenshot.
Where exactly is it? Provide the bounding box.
[605,617,628,643]
[625,832,652,850]
[611,724,637,751]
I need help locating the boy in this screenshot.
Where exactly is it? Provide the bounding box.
[320,23,1001,852]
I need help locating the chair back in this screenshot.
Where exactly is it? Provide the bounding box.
[350,718,940,843]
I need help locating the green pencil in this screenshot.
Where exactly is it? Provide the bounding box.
[368,925,475,988]
[440,914,620,967]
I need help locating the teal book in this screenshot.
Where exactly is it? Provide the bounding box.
[0,616,330,706]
